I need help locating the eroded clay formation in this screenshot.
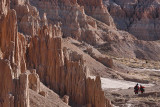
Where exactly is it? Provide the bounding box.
[0,0,111,107]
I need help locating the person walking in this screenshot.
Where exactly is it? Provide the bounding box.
[134,83,139,94]
[140,85,145,94]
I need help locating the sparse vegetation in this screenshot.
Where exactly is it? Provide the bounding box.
[106,55,160,70]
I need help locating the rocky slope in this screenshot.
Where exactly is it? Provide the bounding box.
[27,0,160,61]
[104,0,160,40]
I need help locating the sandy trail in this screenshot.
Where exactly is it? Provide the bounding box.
[90,76,154,90]
[101,77,154,90]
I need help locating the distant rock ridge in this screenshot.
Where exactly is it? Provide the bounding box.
[104,0,160,40]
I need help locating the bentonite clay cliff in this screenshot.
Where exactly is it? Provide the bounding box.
[1,0,160,107]
[0,0,111,107]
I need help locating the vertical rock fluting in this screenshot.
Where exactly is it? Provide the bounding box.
[63,49,111,107]
[0,60,30,107]
[0,0,27,78]
[0,5,17,63]
[26,25,63,90]
[0,59,13,107]
[0,0,29,106]
[0,47,29,107]
[86,76,111,107]
[14,72,30,107]
[26,23,111,106]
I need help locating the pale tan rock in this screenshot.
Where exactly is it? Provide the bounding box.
[0,49,3,59]
[0,0,9,16]
[28,70,40,92]
[62,95,69,105]
[86,47,113,68]
[41,13,48,26]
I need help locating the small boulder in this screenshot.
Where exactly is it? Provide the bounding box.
[39,91,46,97]
[62,95,69,105]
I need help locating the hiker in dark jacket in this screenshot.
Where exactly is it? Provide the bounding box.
[134,83,139,94]
[140,85,145,94]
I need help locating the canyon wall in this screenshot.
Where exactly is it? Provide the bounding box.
[26,22,110,106]
[0,0,29,106]
[29,0,116,45]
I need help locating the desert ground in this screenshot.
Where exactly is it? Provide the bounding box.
[104,57,160,107]
[63,38,160,107]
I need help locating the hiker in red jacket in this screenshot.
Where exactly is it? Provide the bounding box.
[140,85,145,94]
[134,83,139,94]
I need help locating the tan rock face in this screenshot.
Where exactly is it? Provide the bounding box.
[28,70,40,92]
[11,0,40,36]
[77,0,115,26]
[0,0,30,106]
[62,95,69,105]
[0,9,17,61]
[0,0,27,77]
[0,60,30,107]
[14,72,30,107]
